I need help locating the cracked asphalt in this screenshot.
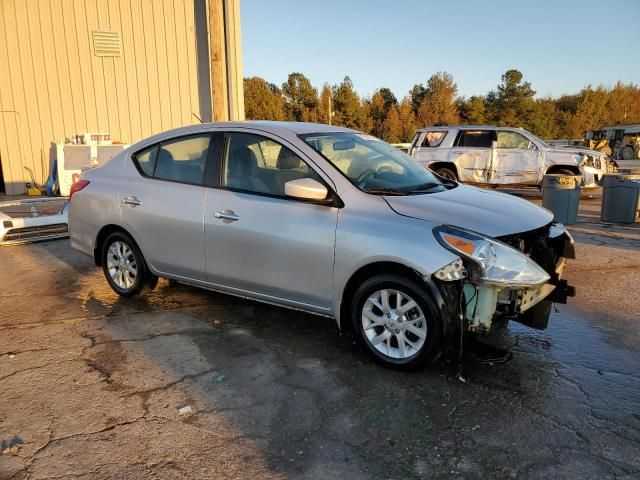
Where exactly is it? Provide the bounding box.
[1,191,639,479]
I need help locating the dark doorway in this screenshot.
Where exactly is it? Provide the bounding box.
[0,154,5,195]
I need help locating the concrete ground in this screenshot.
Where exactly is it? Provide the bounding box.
[1,190,639,479]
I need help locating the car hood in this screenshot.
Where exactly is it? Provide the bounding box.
[384,185,553,237]
[549,146,603,157]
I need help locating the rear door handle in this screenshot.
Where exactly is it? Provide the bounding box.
[214,210,239,221]
[122,196,141,206]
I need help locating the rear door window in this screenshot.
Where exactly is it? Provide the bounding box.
[154,135,210,185]
[455,130,495,148]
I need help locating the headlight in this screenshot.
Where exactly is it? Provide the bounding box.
[433,225,550,288]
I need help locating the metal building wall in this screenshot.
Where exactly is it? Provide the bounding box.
[0,0,239,195]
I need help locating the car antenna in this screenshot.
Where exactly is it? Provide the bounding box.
[192,112,204,124]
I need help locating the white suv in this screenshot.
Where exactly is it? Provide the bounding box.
[409,125,611,187]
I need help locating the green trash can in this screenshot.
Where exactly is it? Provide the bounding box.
[542,175,581,225]
[601,174,640,223]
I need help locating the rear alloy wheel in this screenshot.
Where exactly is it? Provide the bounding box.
[102,232,157,297]
[351,275,441,369]
[433,166,457,181]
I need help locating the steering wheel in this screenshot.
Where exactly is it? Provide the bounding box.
[355,169,376,188]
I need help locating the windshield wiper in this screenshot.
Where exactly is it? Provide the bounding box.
[405,182,443,193]
[362,187,406,196]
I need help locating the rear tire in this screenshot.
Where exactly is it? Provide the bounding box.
[101,231,158,297]
[432,166,457,181]
[350,274,442,369]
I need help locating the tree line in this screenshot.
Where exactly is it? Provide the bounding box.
[244,70,640,143]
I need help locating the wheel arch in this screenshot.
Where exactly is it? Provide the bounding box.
[94,224,139,266]
[338,261,447,334]
[545,164,581,176]
[427,162,459,180]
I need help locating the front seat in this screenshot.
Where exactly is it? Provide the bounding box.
[273,148,304,195]
[227,147,270,193]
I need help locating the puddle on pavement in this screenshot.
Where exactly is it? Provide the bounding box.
[76,276,225,319]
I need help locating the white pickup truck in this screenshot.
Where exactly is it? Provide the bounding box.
[409,125,613,187]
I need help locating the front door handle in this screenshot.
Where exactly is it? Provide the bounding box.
[214,210,239,221]
[122,196,141,206]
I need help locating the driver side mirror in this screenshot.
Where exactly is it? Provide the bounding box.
[284,178,329,202]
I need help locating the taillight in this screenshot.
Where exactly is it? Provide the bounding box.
[69,179,90,200]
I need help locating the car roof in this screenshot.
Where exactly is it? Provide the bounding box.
[416,125,526,133]
[126,121,359,152]
[244,120,357,135]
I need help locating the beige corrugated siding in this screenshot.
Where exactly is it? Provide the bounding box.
[0,0,214,195]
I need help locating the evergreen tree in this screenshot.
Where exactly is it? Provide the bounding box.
[381,106,403,143]
[398,97,417,142]
[571,86,610,136]
[282,72,318,122]
[332,76,368,130]
[244,77,286,120]
[458,96,486,124]
[416,72,459,126]
[318,84,332,124]
[490,69,535,126]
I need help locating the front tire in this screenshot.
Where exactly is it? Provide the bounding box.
[350,274,442,369]
[432,166,457,181]
[102,231,157,297]
[553,168,576,176]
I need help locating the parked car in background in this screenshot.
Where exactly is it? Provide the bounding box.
[69,121,575,369]
[409,125,612,187]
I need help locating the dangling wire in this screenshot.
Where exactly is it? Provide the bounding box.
[456,282,478,383]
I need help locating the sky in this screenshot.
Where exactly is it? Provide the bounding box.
[241,0,640,100]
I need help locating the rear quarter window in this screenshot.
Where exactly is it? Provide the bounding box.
[133,145,158,177]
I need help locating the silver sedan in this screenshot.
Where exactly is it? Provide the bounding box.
[69,121,575,368]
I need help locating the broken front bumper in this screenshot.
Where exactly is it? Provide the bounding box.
[456,223,576,333]
[0,198,69,246]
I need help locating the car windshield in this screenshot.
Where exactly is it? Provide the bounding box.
[302,132,449,194]
[524,130,550,148]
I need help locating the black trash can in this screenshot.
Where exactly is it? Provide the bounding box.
[601,174,640,223]
[542,175,581,225]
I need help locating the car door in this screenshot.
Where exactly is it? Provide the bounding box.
[120,133,215,281]
[489,130,540,185]
[449,130,494,183]
[411,130,448,163]
[203,130,339,311]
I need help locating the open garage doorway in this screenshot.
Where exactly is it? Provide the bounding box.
[0,154,5,195]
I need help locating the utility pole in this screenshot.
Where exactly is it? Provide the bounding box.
[209,0,244,121]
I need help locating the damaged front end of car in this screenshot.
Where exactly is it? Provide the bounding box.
[431,222,575,335]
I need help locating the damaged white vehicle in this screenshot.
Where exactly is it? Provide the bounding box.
[70,122,576,369]
[409,125,612,187]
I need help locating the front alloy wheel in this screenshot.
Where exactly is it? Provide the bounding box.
[362,289,427,359]
[352,274,441,369]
